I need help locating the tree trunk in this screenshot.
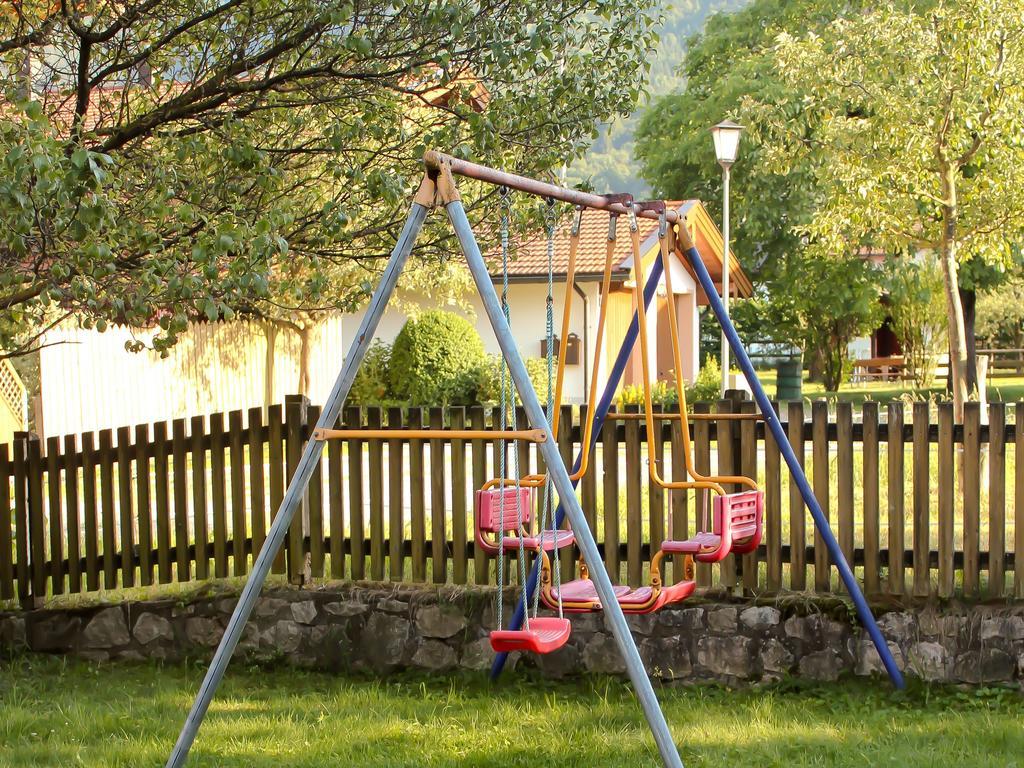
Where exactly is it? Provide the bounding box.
[960,285,978,395]
[807,345,826,383]
[263,322,278,409]
[296,324,312,397]
[938,164,969,421]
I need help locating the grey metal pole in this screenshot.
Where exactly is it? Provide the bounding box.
[445,200,685,768]
[165,203,430,767]
[720,164,730,397]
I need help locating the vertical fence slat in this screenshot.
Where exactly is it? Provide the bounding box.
[345,406,365,581]
[811,401,830,592]
[988,401,1006,598]
[963,402,981,597]
[669,410,688,585]
[765,402,782,592]
[229,410,248,576]
[836,402,854,571]
[152,424,171,584]
[937,403,955,597]
[115,426,135,589]
[408,407,426,582]
[470,406,488,584]
[367,406,385,582]
[862,402,881,595]
[134,426,152,587]
[387,407,405,582]
[580,404,598,537]
[912,401,931,597]
[887,402,906,596]
[328,425,345,579]
[268,404,286,575]
[98,429,117,590]
[190,416,209,581]
[602,407,620,583]
[13,437,30,601]
[430,407,447,583]
[46,436,65,595]
[1016,403,1024,599]
[694,402,713,588]
[0,446,12,599]
[717,399,737,589]
[740,401,758,591]
[210,413,228,579]
[306,405,324,580]
[787,401,806,591]
[450,407,468,584]
[26,436,46,600]
[624,406,642,588]
[556,405,574,576]
[285,397,308,583]
[171,419,190,582]
[247,407,267,566]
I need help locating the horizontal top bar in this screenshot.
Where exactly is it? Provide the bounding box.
[424,151,691,235]
[312,427,548,443]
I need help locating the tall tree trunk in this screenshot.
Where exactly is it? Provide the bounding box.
[939,164,969,421]
[959,286,978,395]
[263,322,278,409]
[297,323,312,398]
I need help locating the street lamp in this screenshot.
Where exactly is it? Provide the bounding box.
[710,119,744,396]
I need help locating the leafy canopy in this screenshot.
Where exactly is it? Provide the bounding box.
[0,0,660,356]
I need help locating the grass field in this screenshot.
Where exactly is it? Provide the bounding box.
[2,656,1022,767]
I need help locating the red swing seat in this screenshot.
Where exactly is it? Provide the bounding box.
[489,617,572,654]
[661,489,764,564]
[475,486,575,556]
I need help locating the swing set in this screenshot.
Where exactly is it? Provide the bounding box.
[166,151,905,768]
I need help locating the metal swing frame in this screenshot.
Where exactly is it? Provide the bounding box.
[164,151,904,768]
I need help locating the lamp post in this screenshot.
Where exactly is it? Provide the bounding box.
[710,119,743,396]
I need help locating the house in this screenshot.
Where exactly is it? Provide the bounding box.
[344,199,753,404]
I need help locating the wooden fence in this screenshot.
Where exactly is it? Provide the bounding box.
[2,397,1022,606]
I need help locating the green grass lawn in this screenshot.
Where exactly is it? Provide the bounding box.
[2,656,1022,767]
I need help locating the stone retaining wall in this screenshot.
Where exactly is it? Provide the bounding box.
[2,584,1023,686]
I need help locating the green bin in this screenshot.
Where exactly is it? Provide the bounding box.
[775,357,803,401]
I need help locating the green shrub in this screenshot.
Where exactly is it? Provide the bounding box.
[389,310,486,405]
[349,340,392,404]
[686,357,721,404]
[457,355,551,406]
[614,359,723,411]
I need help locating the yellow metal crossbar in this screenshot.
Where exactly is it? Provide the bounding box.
[311,427,548,442]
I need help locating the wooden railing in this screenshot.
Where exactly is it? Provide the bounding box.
[2,396,1021,606]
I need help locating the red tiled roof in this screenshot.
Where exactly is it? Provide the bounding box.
[493,202,694,278]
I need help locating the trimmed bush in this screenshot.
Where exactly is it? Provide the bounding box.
[457,355,551,407]
[389,310,486,405]
[349,340,392,404]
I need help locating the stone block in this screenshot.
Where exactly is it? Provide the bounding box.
[640,636,693,681]
[290,600,318,625]
[855,639,905,676]
[740,606,781,631]
[261,620,307,655]
[133,613,173,645]
[979,616,1024,642]
[359,613,410,671]
[30,618,80,651]
[583,634,626,675]
[784,614,847,647]
[953,648,1016,684]
[323,601,368,618]
[377,598,410,615]
[185,617,224,647]
[696,635,754,678]
[0,615,27,649]
[416,605,467,639]
[707,606,738,633]
[83,607,130,648]
[877,612,916,642]
[626,613,656,636]
[412,640,457,670]
[907,642,948,682]
[460,638,495,671]
[798,650,844,681]
[760,638,794,674]
[254,598,289,618]
[660,607,705,630]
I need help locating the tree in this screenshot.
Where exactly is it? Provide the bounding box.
[758,0,1024,418]
[883,254,948,388]
[976,276,1024,351]
[0,0,660,360]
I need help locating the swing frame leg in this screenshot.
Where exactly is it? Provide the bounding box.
[447,200,685,768]
[680,239,905,690]
[490,257,664,680]
[163,203,431,768]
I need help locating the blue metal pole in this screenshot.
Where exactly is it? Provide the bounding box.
[681,242,905,690]
[165,203,431,767]
[490,257,665,680]
[448,200,685,768]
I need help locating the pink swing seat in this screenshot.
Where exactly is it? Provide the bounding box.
[489,617,572,654]
[475,486,575,556]
[661,489,764,563]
